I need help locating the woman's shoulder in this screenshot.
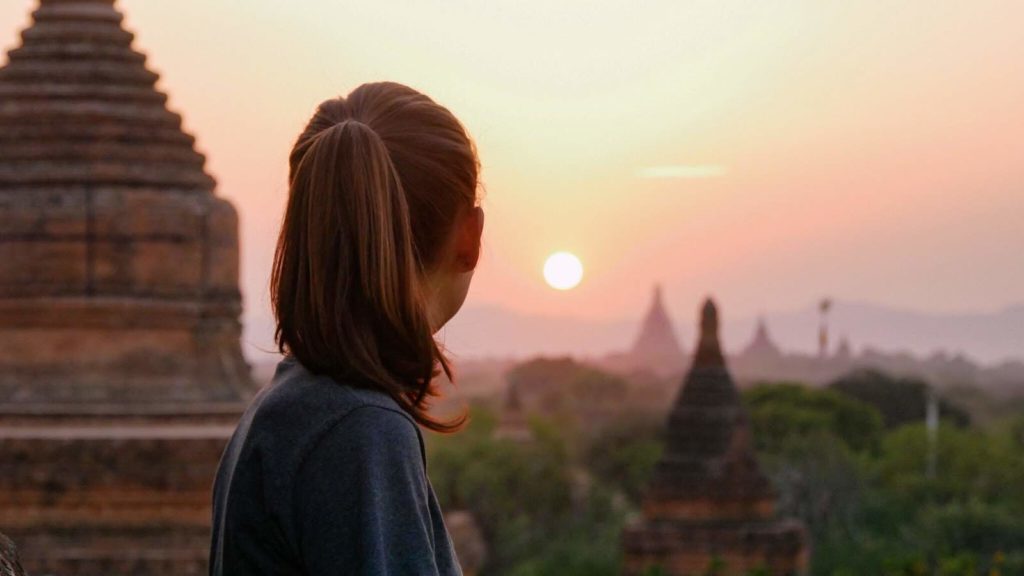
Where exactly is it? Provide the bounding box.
[249,357,422,462]
[258,357,411,424]
[213,358,431,569]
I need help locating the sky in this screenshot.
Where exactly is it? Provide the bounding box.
[2,0,1022,357]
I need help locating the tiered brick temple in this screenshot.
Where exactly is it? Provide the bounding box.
[622,299,807,576]
[0,0,255,573]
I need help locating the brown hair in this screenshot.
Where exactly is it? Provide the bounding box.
[271,82,478,432]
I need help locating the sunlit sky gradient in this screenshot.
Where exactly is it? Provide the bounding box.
[2,1,1022,355]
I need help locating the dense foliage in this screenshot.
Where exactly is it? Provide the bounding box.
[828,369,971,428]
[427,366,1024,575]
[744,382,883,453]
[505,356,630,419]
[427,409,635,575]
[747,380,1024,575]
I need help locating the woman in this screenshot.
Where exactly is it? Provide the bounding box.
[210,82,484,575]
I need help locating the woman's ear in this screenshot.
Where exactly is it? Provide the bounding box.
[455,206,484,272]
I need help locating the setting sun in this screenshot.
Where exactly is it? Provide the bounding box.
[543,252,584,291]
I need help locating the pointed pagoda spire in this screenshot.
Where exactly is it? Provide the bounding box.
[631,284,684,356]
[693,297,725,367]
[621,284,686,376]
[754,316,769,341]
[0,0,251,409]
[624,298,807,575]
[644,297,773,518]
[741,315,783,358]
[0,0,215,190]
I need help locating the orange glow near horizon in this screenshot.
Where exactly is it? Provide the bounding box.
[1,0,1022,355]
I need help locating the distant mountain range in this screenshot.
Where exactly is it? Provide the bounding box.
[436,301,1024,366]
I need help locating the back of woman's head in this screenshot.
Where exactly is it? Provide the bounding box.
[271,82,479,431]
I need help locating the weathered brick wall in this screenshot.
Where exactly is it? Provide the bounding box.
[0,423,233,576]
[0,2,255,574]
[0,0,253,409]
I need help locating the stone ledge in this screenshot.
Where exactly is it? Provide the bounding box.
[0,402,246,421]
[0,297,241,328]
[7,524,210,576]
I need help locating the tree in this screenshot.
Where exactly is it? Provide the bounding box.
[583,415,663,504]
[427,405,628,575]
[506,357,628,411]
[875,424,1024,512]
[743,381,884,454]
[829,368,970,429]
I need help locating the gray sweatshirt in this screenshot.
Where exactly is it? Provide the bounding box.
[210,357,462,576]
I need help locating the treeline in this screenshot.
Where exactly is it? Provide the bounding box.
[427,361,1024,575]
[748,371,1024,575]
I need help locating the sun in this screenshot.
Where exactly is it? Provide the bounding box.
[543,252,584,290]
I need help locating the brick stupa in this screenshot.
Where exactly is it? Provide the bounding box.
[622,299,807,576]
[0,0,254,573]
[494,380,532,443]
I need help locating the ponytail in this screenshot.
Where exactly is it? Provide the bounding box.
[272,83,475,432]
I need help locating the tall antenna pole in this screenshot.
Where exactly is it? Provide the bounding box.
[818,298,832,358]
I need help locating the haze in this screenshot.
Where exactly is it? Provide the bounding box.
[2,1,1021,358]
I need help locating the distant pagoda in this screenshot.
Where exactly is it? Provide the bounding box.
[494,380,532,442]
[622,299,807,576]
[621,285,686,376]
[0,1,254,574]
[741,317,783,360]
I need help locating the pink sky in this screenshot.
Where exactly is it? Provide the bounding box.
[2,1,1022,356]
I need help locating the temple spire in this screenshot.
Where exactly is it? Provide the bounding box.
[0,0,250,409]
[0,0,215,191]
[740,316,782,359]
[623,298,807,575]
[694,297,725,367]
[617,284,686,377]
